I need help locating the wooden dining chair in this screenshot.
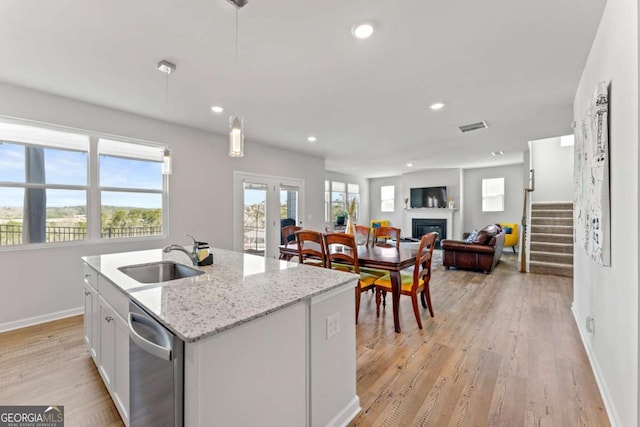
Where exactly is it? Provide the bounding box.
[354,225,370,246]
[282,225,302,245]
[295,230,326,268]
[324,232,380,323]
[372,226,401,249]
[373,232,438,329]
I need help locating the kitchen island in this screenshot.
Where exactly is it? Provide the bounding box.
[83,247,360,427]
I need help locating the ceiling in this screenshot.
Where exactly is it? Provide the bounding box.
[0,0,606,178]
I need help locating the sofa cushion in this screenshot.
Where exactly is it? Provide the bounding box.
[464,229,479,243]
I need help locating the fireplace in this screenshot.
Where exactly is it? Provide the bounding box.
[412,219,447,248]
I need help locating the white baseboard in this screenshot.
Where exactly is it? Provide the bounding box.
[326,395,361,427]
[0,306,83,333]
[571,304,618,427]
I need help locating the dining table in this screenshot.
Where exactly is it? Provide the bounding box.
[279,242,419,333]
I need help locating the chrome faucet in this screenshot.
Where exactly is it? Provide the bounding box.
[162,234,206,266]
[162,244,198,266]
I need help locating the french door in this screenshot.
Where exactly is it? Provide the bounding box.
[233,172,304,259]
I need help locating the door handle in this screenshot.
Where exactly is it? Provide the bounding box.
[128,312,173,361]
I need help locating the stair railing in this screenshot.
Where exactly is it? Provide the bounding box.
[520,169,535,273]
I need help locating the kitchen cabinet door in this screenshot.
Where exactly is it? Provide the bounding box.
[83,281,99,363]
[98,296,115,391]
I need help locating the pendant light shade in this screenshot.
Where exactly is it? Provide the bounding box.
[229,115,244,157]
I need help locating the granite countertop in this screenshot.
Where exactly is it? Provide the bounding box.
[83,248,357,343]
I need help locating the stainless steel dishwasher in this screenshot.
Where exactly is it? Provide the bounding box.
[128,301,184,427]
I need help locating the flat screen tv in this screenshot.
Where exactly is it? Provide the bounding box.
[410,186,447,208]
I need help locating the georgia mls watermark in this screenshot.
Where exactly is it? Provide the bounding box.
[0,406,64,427]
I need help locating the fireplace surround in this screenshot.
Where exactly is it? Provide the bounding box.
[412,218,446,248]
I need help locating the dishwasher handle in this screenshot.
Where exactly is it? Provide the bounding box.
[128,312,173,361]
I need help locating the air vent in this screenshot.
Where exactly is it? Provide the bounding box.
[459,121,488,133]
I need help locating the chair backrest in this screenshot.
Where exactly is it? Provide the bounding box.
[282,225,302,245]
[412,232,438,291]
[295,230,326,267]
[324,233,360,274]
[354,225,370,246]
[372,226,401,249]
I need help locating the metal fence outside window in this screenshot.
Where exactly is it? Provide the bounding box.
[0,224,162,245]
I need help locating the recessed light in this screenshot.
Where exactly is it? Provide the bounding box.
[491,150,504,156]
[352,21,375,39]
[307,136,317,143]
[406,163,413,167]
[211,106,224,114]
[430,102,445,110]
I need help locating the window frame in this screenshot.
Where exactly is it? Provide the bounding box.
[0,117,169,250]
[325,180,361,222]
[482,177,505,212]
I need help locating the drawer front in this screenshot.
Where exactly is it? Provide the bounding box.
[99,276,129,321]
[83,263,99,291]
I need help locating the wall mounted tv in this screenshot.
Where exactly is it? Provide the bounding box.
[410,186,447,208]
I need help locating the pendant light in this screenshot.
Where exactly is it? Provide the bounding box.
[228,0,247,157]
[157,59,176,174]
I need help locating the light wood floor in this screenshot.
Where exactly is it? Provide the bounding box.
[350,253,609,426]
[0,254,609,427]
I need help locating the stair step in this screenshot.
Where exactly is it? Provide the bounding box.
[529,233,573,244]
[530,261,573,277]
[530,209,573,218]
[531,217,573,226]
[531,225,573,235]
[531,202,573,211]
[530,241,573,254]
[530,251,573,264]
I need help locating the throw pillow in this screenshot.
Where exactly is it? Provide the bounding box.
[504,226,513,234]
[464,229,479,243]
[472,230,491,245]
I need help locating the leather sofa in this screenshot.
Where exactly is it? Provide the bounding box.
[441,224,505,273]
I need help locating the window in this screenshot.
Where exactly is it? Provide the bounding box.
[347,183,360,220]
[0,119,167,247]
[99,139,164,239]
[381,185,395,212]
[324,180,361,222]
[482,178,504,212]
[0,122,89,246]
[324,180,330,222]
[331,181,346,220]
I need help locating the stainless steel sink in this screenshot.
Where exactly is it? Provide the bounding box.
[118,261,204,284]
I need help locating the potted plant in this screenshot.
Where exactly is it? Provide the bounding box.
[336,210,348,226]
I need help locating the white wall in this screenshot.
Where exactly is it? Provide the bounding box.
[402,168,463,240]
[369,176,403,230]
[462,164,524,233]
[530,136,574,202]
[0,82,326,330]
[324,171,370,228]
[573,0,638,425]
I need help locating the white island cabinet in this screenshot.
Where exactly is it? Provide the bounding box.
[83,248,360,427]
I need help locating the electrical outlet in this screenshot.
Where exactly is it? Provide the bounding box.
[326,312,340,339]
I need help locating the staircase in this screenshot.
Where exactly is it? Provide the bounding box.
[528,202,573,277]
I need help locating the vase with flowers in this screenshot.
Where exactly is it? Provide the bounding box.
[345,198,357,236]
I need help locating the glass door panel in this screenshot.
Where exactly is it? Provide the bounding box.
[243,182,267,256]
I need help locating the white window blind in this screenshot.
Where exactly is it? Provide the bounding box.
[0,122,89,152]
[381,185,395,212]
[98,138,163,162]
[482,177,505,212]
